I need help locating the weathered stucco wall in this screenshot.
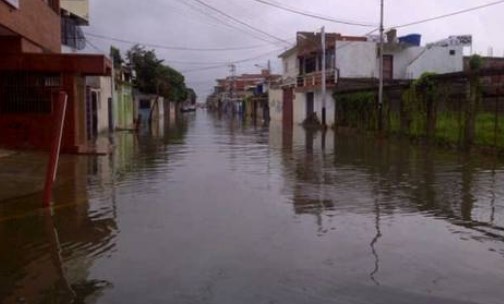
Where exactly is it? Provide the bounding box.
[268,88,283,122]
[406,46,464,79]
[336,41,377,78]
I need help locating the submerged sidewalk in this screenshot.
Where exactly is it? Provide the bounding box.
[0,150,48,202]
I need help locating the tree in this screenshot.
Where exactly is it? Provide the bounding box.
[110,46,123,68]
[126,45,190,103]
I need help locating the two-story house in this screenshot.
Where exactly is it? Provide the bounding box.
[0,0,111,153]
[275,30,465,128]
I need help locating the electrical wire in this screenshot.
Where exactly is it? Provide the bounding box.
[177,0,288,46]
[250,0,377,27]
[181,47,285,73]
[84,32,274,51]
[187,0,291,46]
[393,0,504,28]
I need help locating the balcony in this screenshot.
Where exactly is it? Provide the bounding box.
[296,69,338,90]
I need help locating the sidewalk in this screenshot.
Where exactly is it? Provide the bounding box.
[0,150,48,202]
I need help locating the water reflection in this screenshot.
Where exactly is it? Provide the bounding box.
[1,112,504,303]
[0,155,117,303]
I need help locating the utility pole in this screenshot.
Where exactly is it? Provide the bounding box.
[321,26,327,127]
[229,64,236,113]
[378,0,384,131]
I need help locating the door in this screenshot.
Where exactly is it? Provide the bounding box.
[86,90,98,140]
[282,88,293,129]
[91,92,98,138]
[306,92,314,118]
[383,55,393,80]
[108,97,114,132]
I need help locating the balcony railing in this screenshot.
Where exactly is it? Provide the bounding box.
[296,69,338,89]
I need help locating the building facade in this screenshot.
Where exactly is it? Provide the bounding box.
[277,30,465,128]
[0,0,111,153]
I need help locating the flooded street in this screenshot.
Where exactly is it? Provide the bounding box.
[1,111,504,304]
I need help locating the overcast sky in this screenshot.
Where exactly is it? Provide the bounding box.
[85,0,504,101]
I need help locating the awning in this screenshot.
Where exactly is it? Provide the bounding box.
[0,53,112,76]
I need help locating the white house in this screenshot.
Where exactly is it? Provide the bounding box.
[275,30,466,128]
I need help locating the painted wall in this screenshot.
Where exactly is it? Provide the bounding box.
[389,45,464,79]
[293,92,306,125]
[282,52,299,86]
[336,41,377,78]
[268,88,283,122]
[406,46,464,78]
[293,90,336,126]
[87,76,112,133]
[114,82,134,129]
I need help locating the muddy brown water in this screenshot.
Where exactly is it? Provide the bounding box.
[1,111,503,304]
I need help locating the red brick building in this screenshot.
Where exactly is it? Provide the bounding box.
[0,0,111,153]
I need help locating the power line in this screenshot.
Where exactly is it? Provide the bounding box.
[181,47,284,73]
[85,32,273,51]
[250,0,377,28]
[177,0,288,46]
[188,0,291,46]
[393,0,504,28]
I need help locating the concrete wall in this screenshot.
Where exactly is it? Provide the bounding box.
[406,46,463,78]
[268,88,283,122]
[114,82,134,129]
[293,92,306,125]
[293,90,336,126]
[87,76,112,133]
[0,0,61,53]
[390,45,463,79]
[282,52,299,85]
[336,41,377,78]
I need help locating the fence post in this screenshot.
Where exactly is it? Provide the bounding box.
[43,92,68,207]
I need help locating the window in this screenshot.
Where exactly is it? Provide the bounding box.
[61,16,86,50]
[450,50,456,56]
[0,73,61,114]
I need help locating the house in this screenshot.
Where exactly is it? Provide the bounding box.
[0,0,111,153]
[276,30,465,128]
[211,69,278,117]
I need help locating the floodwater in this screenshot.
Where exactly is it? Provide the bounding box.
[1,111,504,304]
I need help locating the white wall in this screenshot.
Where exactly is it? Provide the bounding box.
[336,41,377,78]
[282,52,299,85]
[293,92,305,125]
[293,90,336,126]
[390,45,463,79]
[406,46,463,78]
[268,88,283,122]
[87,76,112,134]
[313,90,336,126]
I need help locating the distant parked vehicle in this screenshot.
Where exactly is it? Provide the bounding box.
[180,105,197,113]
